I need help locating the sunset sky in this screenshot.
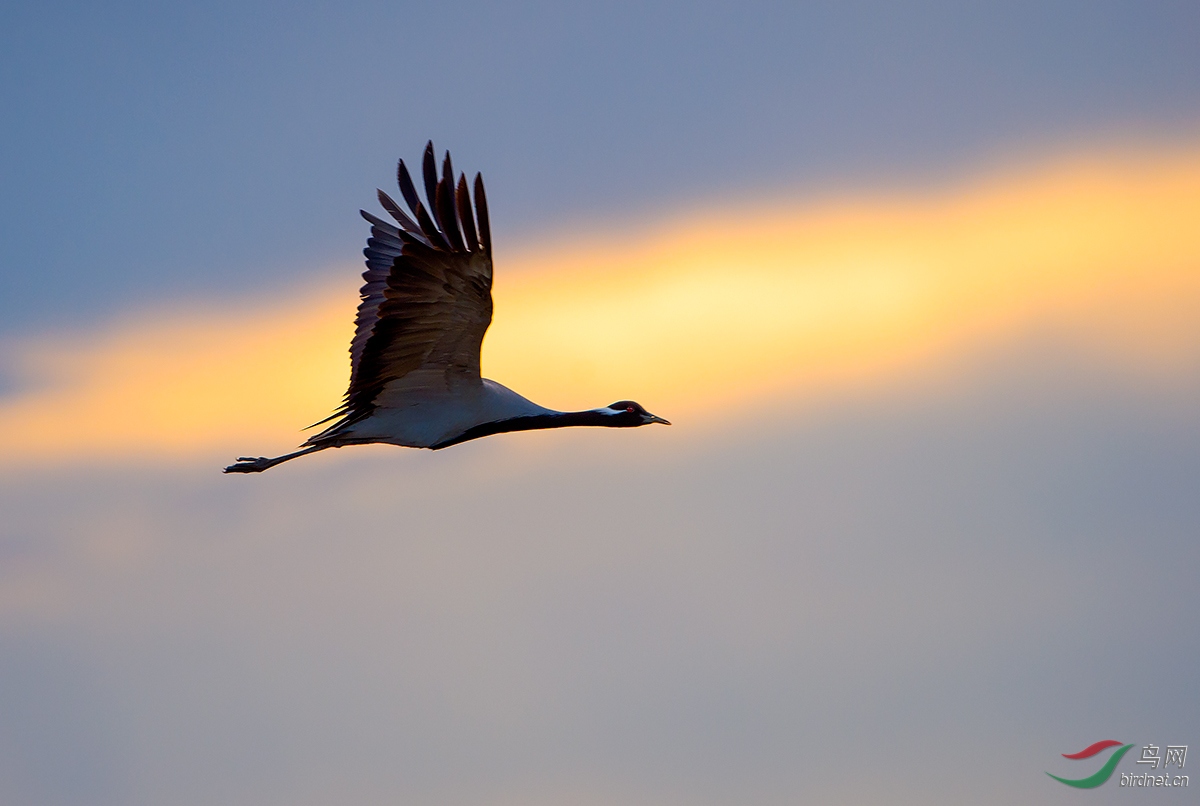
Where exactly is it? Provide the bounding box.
[2,3,1198,805]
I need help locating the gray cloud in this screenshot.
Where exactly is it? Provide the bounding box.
[1,334,1196,805]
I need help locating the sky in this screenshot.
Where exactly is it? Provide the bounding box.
[2,3,1199,805]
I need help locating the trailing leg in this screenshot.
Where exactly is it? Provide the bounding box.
[222,444,328,474]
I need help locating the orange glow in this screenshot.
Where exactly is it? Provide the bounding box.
[2,145,1200,468]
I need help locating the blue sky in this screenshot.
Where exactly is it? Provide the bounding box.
[1,3,1199,806]
[1,1,1197,336]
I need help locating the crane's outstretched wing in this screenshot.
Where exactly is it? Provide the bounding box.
[312,142,493,437]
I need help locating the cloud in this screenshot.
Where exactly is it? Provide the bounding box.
[2,144,1200,468]
[2,351,1197,805]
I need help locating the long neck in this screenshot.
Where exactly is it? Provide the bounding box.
[430,409,622,450]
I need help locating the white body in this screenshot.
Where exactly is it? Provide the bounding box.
[336,371,554,448]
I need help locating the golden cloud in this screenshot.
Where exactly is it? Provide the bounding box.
[3,144,1200,467]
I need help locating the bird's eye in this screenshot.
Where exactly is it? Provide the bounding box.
[626,405,635,413]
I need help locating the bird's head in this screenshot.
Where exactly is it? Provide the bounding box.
[606,400,671,426]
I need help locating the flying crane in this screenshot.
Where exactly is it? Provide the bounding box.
[224,143,668,473]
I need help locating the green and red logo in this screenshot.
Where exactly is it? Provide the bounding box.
[1047,740,1135,788]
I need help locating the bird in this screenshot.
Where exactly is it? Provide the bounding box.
[224,143,669,473]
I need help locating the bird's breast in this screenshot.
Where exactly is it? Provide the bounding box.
[338,376,552,448]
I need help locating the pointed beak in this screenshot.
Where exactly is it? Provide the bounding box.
[645,414,671,425]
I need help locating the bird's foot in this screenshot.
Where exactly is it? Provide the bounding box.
[223,456,273,473]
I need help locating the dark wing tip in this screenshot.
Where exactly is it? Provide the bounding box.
[376,188,421,233]
[396,160,421,216]
[422,142,440,222]
[473,172,491,254]
[390,144,488,254]
[413,200,450,251]
[436,166,466,252]
[456,173,479,250]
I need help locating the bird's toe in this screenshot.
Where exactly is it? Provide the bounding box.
[224,456,270,473]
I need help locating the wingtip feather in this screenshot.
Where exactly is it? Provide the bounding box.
[376,188,421,233]
[456,173,479,251]
[422,143,440,219]
[397,159,421,215]
[474,172,491,253]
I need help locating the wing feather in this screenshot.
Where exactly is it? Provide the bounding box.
[376,188,423,236]
[437,169,466,252]
[422,142,441,231]
[359,209,400,238]
[414,201,450,251]
[313,145,494,439]
[456,174,478,251]
[473,172,491,254]
[397,159,421,215]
